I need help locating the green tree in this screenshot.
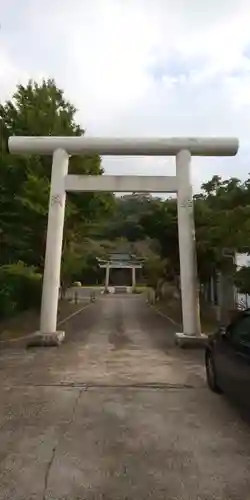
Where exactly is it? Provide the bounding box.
[0,79,113,270]
[143,255,168,290]
[108,175,250,289]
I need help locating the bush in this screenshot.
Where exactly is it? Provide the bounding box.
[0,262,42,319]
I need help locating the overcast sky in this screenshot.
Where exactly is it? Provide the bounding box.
[1,0,250,192]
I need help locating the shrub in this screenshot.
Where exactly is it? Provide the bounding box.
[0,261,42,319]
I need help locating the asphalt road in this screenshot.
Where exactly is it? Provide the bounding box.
[0,295,250,499]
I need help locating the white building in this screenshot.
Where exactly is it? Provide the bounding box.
[234,253,250,309]
[203,252,250,314]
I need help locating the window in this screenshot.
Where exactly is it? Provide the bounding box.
[229,314,250,344]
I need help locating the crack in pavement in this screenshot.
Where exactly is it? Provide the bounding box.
[42,387,84,500]
[2,382,203,389]
[42,444,56,500]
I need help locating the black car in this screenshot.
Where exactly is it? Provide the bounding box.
[205,309,250,409]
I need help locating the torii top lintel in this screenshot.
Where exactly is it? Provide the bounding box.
[8,136,239,157]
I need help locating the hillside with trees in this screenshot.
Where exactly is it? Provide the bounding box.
[1,78,250,322]
[0,79,114,318]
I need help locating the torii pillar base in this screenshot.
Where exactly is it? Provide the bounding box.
[27,331,65,348]
[175,332,208,348]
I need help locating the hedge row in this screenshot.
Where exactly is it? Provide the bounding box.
[0,262,42,319]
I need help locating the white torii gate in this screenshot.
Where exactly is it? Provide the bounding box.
[8,136,239,347]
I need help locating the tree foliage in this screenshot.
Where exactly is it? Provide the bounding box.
[0,262,42,318]
[0,79,114,317]
[0,79,114,269]
[101,177,250,290]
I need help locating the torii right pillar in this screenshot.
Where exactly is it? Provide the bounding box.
[175,149,206,347]
[132,266,136,291]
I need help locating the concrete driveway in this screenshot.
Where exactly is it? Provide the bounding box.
[0,295,250,499]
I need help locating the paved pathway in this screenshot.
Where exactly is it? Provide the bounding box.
[0,295,250,499]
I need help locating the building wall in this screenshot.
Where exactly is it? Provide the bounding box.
[204,253,250,311]
[235,253,250,309]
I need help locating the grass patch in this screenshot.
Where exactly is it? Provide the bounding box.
[156,297,218,334]
[0,300,88,341]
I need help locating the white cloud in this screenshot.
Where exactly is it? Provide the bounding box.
[0,48,48,101]
[1,0,250,191]
[0,48,24,100]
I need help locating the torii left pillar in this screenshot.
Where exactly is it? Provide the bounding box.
[28,149,68,346]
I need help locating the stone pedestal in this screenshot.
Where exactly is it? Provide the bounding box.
[27,331,65,348]
[175,332,208,348]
